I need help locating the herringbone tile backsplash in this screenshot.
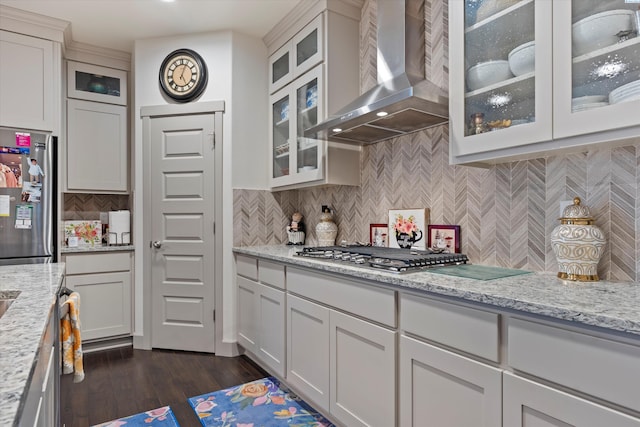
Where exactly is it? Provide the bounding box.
[233,135,640,282]
[63,193,130,220]
[234,0,640,282]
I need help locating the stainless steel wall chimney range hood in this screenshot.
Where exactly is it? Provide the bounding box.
[304,0,448,145]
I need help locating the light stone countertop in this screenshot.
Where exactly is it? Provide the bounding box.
[60,244,134,254]
[0,263,65,426]
[234,245,640,338]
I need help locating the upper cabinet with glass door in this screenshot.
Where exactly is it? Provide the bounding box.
[450,0,640,165]
[269,14,324,94]
[553,0,640,139]
[450,0,553,163]
[266,3,361,190]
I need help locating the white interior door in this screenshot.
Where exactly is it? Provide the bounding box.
[149,112,216,352]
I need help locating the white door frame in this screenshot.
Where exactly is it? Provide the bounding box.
[139,101,224,351]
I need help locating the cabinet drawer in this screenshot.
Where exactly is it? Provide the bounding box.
[287,267,395,327]
[258,259,285,289]
[400,293,500,362]
[64,252,131,275]
[508,317,640,413]
[236,254,258,280]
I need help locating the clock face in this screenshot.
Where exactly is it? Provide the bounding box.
[159,49,208,102]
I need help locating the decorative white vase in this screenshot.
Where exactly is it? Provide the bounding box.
[550,197,606,282]
[316,209,338,246]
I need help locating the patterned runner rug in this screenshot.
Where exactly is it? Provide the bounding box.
[188,376,335,427]
[91,405,180,426]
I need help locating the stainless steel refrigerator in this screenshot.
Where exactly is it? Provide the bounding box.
[0,127,56,265]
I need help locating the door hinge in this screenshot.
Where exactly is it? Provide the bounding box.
[213,221,216,234]
[213,310,216,322]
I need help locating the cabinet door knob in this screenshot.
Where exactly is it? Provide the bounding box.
[151,241,162,249]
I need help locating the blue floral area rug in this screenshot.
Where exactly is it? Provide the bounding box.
[188,376,335,427]
[91,405,180,427]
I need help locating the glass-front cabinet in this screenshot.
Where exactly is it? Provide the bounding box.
[269,14,324,94]
[553,0,640,138]
[270,65,324,187]
[450,0,640,165]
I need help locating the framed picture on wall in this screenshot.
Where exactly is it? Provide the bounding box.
[428,224,461,253]
[370,223,389,247]
[388,208,430,250]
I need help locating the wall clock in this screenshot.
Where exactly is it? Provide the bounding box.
[159,48,208,102]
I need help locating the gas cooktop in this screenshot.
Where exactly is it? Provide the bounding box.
[295,245,468,273]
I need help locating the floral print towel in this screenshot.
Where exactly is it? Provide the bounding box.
[60,292,84,383]
[91,406,179,427]
[188,377,334,427]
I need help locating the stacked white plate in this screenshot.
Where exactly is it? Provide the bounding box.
[571,95,608,112]
[609,80,640,104]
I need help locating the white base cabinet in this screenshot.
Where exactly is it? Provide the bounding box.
[236,253,640,427]
[236,255,286,377]
[287,294,330,412]
[62,251,132,341]
[399,335,502,427]
[330,310,395,427]
[287,293,396,426]
[503,372,640,427]
[237,276,258,352]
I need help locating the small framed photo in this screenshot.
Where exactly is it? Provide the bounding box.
[428,225,461,253]
[370,223,389,247]
[388,208,430,250]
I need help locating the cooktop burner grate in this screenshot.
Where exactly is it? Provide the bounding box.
[296,245,468,273]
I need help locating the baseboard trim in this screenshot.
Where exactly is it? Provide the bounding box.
[83,336,132,353]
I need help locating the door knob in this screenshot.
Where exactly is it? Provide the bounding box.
[151,241,162,249]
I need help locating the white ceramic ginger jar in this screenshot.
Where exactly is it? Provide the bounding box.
[550,197,606,281]
[316,209,338,246]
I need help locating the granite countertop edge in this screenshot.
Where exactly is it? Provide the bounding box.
[233,245,640,338]
[61,244,135,254]
[0,263,65,426]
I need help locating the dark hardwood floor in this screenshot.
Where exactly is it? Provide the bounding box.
[60,347,268,427]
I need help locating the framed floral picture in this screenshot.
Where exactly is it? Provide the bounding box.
[370,223,389,247]
[428,224,461,253]
[388,208,430,250]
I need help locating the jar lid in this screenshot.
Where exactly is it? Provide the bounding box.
[560,197,594,225]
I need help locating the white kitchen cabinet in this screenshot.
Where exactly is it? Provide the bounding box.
[36,349,56,427]
[269,14,323,94]
[286,267,396,426]
[237,276,258,353]
[508,316,640,414]
[20,304,58,427]
[66,99,128,192]
[67,61,127,106]
[450,0,640,165]
[63,251,132,341]
[287,293,330,412]
[0,30,59,131]
[329,310,396,427]
[503,372,640,427]
[399,335,502,427]
[267,5,361,190]
[236,256,287,376]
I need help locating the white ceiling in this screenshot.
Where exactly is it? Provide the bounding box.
[0,0,302,53]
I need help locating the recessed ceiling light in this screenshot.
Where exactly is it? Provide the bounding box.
[376,111,388,117]
[332,128,342,133]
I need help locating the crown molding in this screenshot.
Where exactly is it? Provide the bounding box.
[263,0,363,54]
[0,4,69,43]
[65,40,131,71]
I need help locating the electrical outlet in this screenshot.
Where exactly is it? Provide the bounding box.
[559,200,573,217]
